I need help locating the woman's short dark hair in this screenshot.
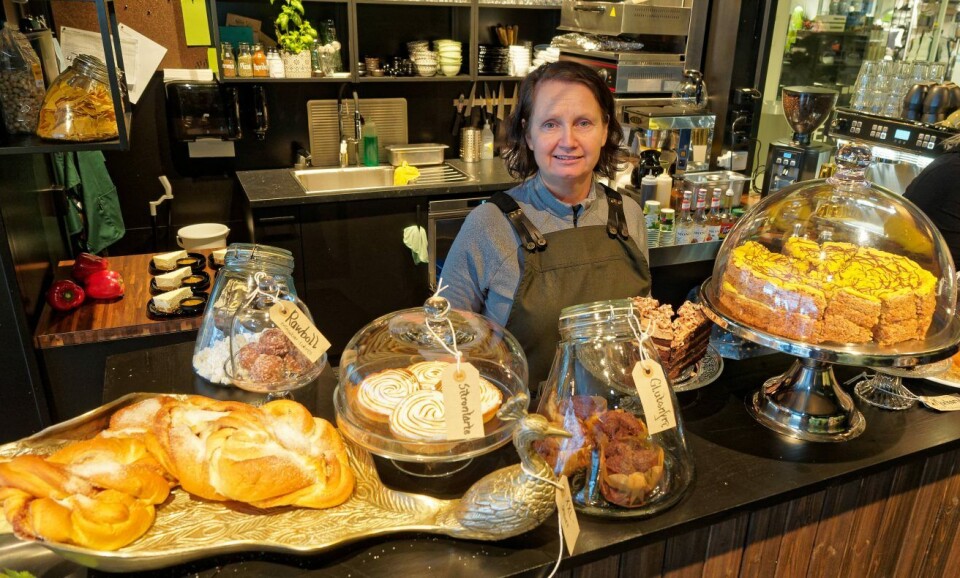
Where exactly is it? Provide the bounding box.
[501,61,624,180]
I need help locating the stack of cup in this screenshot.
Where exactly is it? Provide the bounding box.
[508,45,531,77]
[460,127,481,162]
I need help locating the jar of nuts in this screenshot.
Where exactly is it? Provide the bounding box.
[0,23,45,135]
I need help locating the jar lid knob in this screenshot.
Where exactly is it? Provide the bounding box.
[828,142,872,186]
[424,294,450,321]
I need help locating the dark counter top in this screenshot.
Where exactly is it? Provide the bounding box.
[48,342,959,577]
[237,159,519,208]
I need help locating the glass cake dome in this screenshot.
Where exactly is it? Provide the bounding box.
[705,143,957,356]
[333,292,529,476]
[700,142,960,442]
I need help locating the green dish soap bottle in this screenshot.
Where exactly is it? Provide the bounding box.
[363,121,379,166]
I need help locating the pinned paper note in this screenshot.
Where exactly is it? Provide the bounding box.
[181,0,212,46]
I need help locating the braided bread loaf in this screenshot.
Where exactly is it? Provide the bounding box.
[0,395,355,551]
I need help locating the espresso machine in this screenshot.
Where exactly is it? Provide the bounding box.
[762,86,838,194]
[622,106,716,174]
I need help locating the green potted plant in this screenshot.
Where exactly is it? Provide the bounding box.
[269,0,317,78]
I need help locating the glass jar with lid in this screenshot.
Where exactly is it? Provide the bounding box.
[192,244,297,386]
[334,292,529,476]
[222,271,326,401]
[536,299,694,517]
[37,54,119,142]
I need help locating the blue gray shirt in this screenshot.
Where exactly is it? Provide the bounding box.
[441,175,649,326]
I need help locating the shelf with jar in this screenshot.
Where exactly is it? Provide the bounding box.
[0,0,132,156]
[207,0,562,83]
[211,0,350,81]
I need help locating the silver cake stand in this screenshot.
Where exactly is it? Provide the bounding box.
[699,277,960,443]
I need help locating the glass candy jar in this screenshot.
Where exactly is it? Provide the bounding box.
[222,272,326,400]
[37,54,119,141]
[192,244,297,385]
[536,299,694,517]
[334,293,529,476]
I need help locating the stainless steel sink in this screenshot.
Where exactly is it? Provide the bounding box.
[293,163,474,194]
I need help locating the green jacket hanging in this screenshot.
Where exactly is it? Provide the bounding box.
[51,151,125,254]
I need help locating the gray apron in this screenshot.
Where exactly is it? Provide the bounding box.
[491,185,652,389]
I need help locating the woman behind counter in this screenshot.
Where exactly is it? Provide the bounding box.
[442,61,651,385]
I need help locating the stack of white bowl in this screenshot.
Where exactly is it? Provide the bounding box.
[532,45,559,69]
[508,45,532,77]
[434,39,463,77]
[408,40,438,77]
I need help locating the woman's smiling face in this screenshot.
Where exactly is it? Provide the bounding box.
[524,79,608,201]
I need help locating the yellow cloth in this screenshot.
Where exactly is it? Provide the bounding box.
[394,161,420,185]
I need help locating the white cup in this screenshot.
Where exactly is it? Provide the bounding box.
[177,223,230,250]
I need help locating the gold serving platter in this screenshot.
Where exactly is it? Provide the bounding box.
[0,393,480,572]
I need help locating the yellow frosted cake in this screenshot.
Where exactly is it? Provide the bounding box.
[719,238,937,345]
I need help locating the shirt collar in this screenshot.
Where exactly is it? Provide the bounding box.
[530,174,598,218]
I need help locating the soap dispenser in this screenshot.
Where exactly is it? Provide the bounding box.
[480,120,494,160]
[363,121,379,166]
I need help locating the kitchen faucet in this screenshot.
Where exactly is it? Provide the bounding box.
[337,83,363,166]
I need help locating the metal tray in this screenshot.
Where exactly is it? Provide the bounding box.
[385,143,448,166]
[0,393,510,572]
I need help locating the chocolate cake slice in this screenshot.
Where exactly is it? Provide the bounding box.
[632,297,713,381]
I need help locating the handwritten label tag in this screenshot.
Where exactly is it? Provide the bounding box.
[555,475,580,554]
[268,302,331,363]
[441,362,484,441]
[920,394,960,412]
[632,360,677,435]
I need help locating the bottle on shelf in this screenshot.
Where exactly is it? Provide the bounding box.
[363,121,379,166]
[655,169,672,208]
[674,190,694,245]
[267,48,285,78]
[659,208,676,247]
[323,19,344,72]
[311,40,323,77]
[481,121,495,160]
[644,200,661,249]
[670,176,685,212]
[221,42,236,78]
[252,43,268,78]
[640,173,658,205]
[719,188,736,239]
[237,42,253,78]
[691,187,708,243]
[706,187,722,241]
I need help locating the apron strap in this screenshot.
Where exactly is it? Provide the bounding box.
[601,184,630,240]
[489,192,548,252]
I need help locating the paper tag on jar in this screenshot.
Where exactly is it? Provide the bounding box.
[920,394,960,411]
[632,360,677,435]
[555,475,580,554]
[441,362,484,440]
[268,302,330,363]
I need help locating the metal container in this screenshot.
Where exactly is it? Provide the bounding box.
[559,0,692,37]
[385,143,448,166]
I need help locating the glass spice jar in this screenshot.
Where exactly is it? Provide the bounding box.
[536,299,694,517]
[36,54,118,142]
[237,42,253,78]
[252,43,268,78]
[192,244,298,386]
[221,42,236,78]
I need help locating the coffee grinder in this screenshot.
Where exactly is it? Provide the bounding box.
[762,86,838,194]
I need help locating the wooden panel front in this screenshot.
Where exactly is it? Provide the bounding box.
[558,447,960,578]
[34,251,213,348]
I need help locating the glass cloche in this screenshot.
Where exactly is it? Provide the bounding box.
[334,292,529,476]
[700,143,960,442]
